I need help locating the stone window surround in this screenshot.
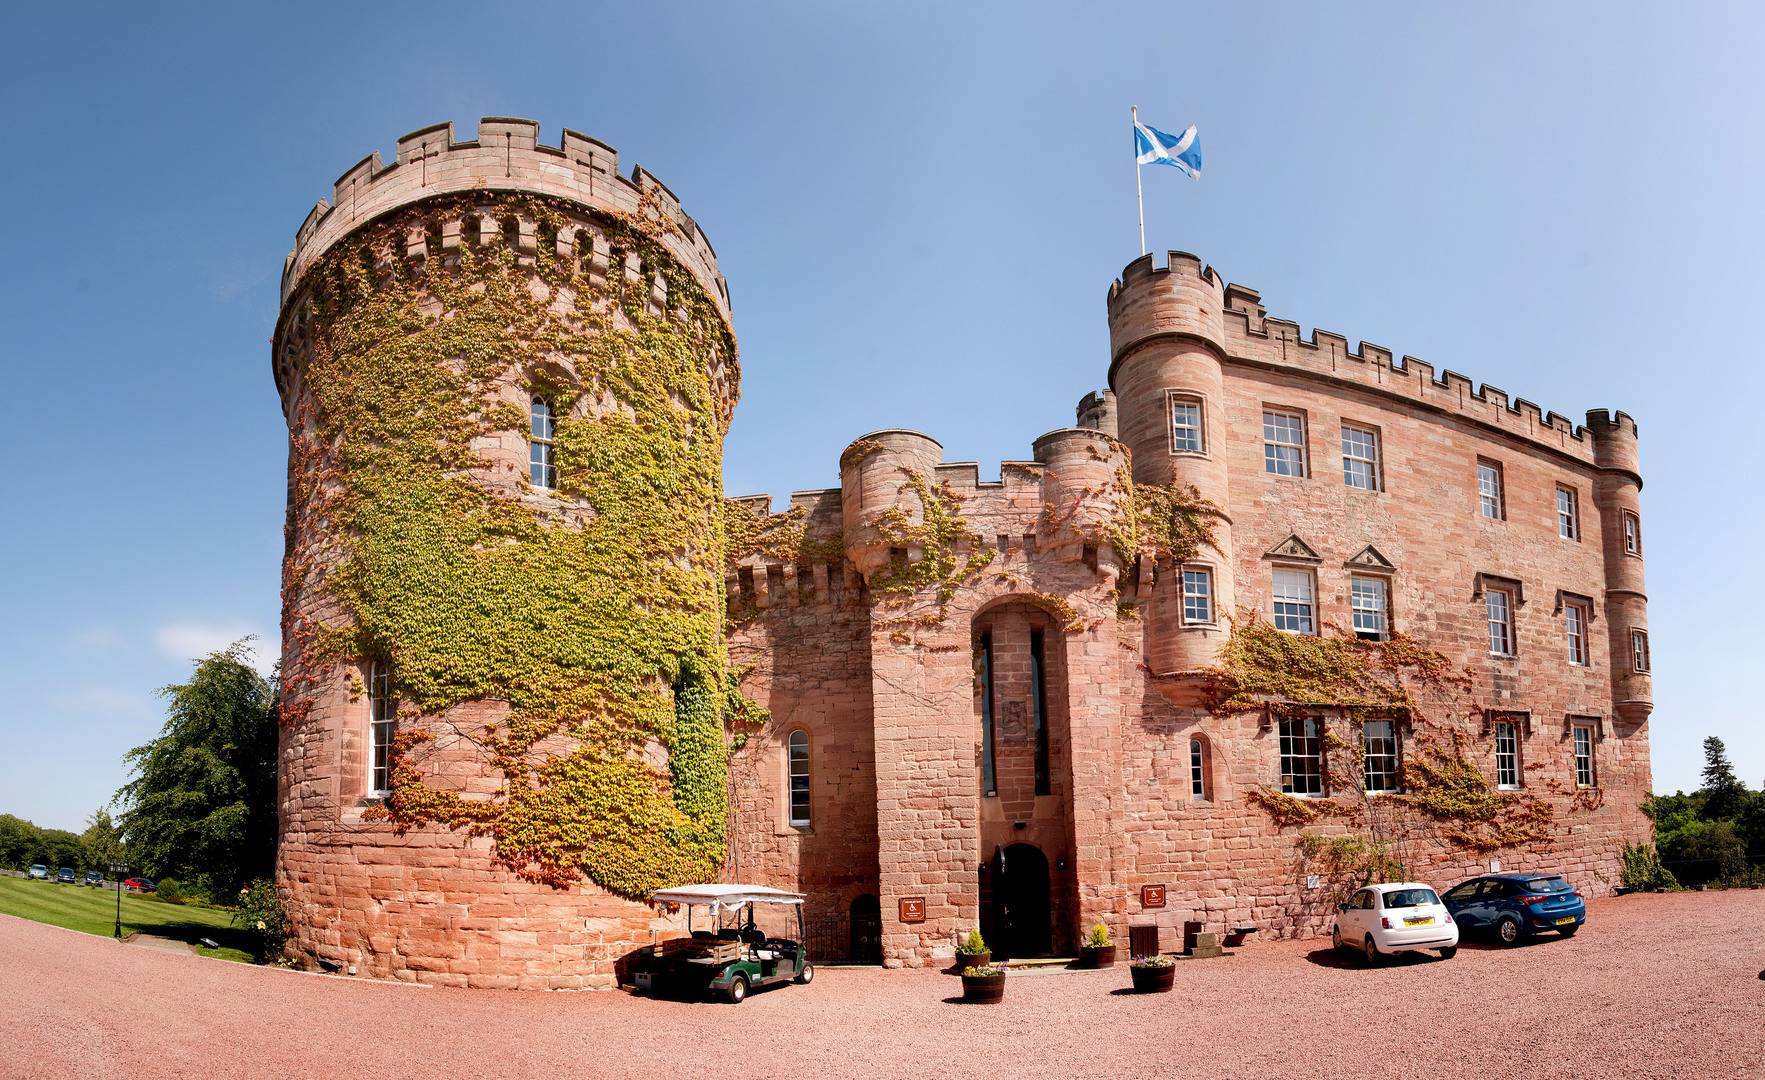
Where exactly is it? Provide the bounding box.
[1556,484,1581,542]
[1622,510,1643,556]
[785,727,811,830]
[1188,734,1212,801]
[1164,388,1209,456]
[1476,457,1506,521]
[1554,590,1596,668]
[1177,561,1218,628]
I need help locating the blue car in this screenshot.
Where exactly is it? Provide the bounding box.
[1441,873,1586,945]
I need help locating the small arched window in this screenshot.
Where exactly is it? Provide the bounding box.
[529,398,557,489]
[1189,736,1209,801]
[368,661,396,797]
[787,730,811,827]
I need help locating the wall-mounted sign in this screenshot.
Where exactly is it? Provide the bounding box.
[898,897,926,924]
[1141,884,1167,909]
[1306,874,1320,890]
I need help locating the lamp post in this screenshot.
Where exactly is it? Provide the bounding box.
[110,863,128,940]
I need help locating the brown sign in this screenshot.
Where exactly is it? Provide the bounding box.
[898,897,927,924]
[1141,884,1167,909]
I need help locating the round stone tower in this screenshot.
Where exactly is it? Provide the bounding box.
[1586,409,1651,727]
[1106,252,1237,674]
[271,119,738,989]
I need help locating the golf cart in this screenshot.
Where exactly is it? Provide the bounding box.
[635,884,813,1003]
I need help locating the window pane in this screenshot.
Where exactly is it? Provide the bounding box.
[788,731,811,824]
[1495,721,1520,788]
[1171,399,1203,453]
[1272,569,1314,634]
[1478,463,1503,519]
[1279,717,1323,795]
[1182,568,1213,624]
[1362,719,1399,793]
[1189,739,1205,799]
[1486,589,1512,655]
[1352,576,1388,639]
[1342,426,1379,490]
[1263,410,1306,476]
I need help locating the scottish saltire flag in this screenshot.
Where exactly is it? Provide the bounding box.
[1135,121,1202,178]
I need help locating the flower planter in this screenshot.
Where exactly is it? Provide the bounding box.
[954,950,990,971]
[1129,964,1176,993]
[1077,944,1116,969]
[961,971,1006,1004]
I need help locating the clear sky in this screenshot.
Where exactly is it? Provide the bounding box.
[2,2,1759,831]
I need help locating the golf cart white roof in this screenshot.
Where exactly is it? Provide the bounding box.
[651,884,805,909]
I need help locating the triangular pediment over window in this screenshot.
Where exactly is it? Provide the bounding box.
[1264,534,1321,563]
[1345,544,1395,571]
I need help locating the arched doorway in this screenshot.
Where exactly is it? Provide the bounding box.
[983,842,1052,960]
[849,894,882,964]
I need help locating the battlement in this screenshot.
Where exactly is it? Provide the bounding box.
[1109,252,1628,467]
[279,118,729,326]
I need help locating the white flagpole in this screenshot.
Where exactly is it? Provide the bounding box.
[1132,104,1146,256]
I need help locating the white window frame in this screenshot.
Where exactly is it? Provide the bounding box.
[1181,566,1214,625]
[1169,393,1206,455]
[1340,423,1381,492]
[368,661,395,797]
[1263,408,1307,478]
[1486,586,1515,657]
[1271,568,1316,635]
[1572,724,1597,789]
[1622,511,1642,555]
[1564,600,1590,666]
[1477,460,1505,520]
[1361,719,1401,794]
[1494,720,1521,789]
[1556,486,1580,541]
[1631,628,1650,673]
[529,397,558,489]
[1279,716,1325,797]
[1350,575,1390,641]
[1189,737,1208,800]
[787,729,811,827]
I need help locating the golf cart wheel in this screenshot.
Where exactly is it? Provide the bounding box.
[1496,916,1522,946]
[795,963,814,985]
[725,974,748,1004]
[1438,946,1457,960]
[1362,936,1381,966]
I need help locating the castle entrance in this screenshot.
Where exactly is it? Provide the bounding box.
[982,842,1051,960]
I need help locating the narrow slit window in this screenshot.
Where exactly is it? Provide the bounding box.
[1030,629,1050,797]
[978,632,998,796]
[1263,409,1307,477]
[368,661,396,797]
[529,398,557,489]
[787,730,811,826]
[1341,424,1381,491]
[1189,738,1208,800]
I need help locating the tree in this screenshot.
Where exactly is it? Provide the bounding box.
[80,808,127,872]
[114,640,278,896]
[1700,737,1747,822]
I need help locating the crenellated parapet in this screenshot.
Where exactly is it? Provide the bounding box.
[279,118,729,325]
[1108,252,1600,466]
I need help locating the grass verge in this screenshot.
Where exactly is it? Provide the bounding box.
[0,876,254,963]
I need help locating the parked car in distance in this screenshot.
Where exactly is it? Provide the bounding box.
[1331,882,1459,964]
[122,877,156,892]
[27,864,49,880]
[84,870,104,887]
[56,867,77,884]
[1442,873,1585,945]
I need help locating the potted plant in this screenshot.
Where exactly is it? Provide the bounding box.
[1078,922,1116,969]
[955,929,990,971]
[960,964,1006,1004]
[1128,953,1175,993]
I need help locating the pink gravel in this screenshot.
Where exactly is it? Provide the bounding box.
[5,890,1763,1080]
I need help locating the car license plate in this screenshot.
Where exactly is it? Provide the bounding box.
[1403,916,1433,926]
[1555,917,1576,926]
[635,972,653,990]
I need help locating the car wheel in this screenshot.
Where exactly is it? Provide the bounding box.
[1331,925,1343,951]
[795,963,814,985]
[1363,936,1381,966]
[1438,946,1457,960]
[725,974,748,1004]
[1560,924,1580,937]
[1496,916,1523,946]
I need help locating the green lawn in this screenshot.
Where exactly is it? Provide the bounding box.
[0,876,255,962]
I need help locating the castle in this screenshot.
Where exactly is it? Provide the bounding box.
[273,119,1653,988]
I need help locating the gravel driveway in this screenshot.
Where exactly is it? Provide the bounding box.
[6,890,1761,1079]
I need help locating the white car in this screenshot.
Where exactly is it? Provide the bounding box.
[1331,882,1458,963]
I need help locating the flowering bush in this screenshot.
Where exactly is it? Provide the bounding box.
[1130,953,1174,968]
[961,964,1003,977]
[232,879,290,963]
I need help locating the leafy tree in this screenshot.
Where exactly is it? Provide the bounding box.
[0,814,37,869]
[80,808,127,872]
[1700,737,1747,822]
[114,640,278,895]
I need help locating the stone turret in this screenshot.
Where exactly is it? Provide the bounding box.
[1106,252,1236,673]
[1587,409,1651,725]
[840,430,945,581]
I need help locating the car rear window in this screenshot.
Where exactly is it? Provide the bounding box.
[1383,888,1440,909]
[1524,877,1572,893]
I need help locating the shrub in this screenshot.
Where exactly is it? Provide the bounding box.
[232,879,290,963]
[1619,841,1679,891]
[1660,819,1748,887]
[958,929,987,955]
[155,878,187,905]
[1085,922,1112,948]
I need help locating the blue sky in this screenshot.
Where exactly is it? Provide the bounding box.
[2,2,1759,831]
